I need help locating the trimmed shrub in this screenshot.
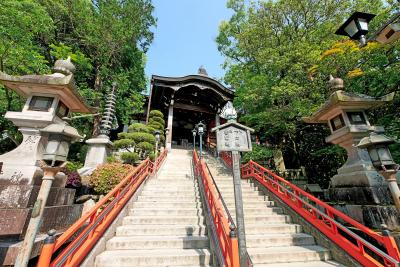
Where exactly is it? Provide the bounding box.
[149,152,155,162]
[128,123,150,133]
[89,162,134,194]
[149,110,163,118]
[121,152,139,164]
[137,141,154,153]
[149,117,165,126]
[130,132,156,144]
[113,139,134,149]
[148,121,163,131]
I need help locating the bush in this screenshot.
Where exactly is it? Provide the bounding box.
[130,132,156,144]
[149,110,163,118]
[128,123,150,133]
[121,152,139,164]
[149,117,165,126]
[148,121,164,131]
[137,141,154,153]
[149,152,155,162]
[113,139,134,149]
[242,144,274,163]
[89,162,135,194]
[66,171,82,188]
[107,155,120,163]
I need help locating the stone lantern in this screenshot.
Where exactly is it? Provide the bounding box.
[304,76,399,230]
[0,57,93,265]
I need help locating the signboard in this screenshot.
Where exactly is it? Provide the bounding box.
[212,122,253,152]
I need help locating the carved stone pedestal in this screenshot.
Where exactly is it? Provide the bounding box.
[79,135,113,176]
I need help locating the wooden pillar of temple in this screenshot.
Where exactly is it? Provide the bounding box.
[166,100,174,151]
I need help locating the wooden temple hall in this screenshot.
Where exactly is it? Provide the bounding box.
[146,67,234,150]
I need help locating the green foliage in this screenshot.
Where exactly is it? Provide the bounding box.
[217,0,398,188]
[149,110,164,118]
[148,121,164,131]
[0,0,156,157]
[65,161,83,173]
[136,141,154,153]
[149,116,165,126]
[107,155,119,163]
[242,144,274,164]
[89,162,135,195]
[128,123,151,133]
[120,152,139,164]
[113,139,134,150]
[149,151,155,162]
[129,132,156,145]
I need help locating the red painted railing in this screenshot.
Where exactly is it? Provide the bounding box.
[37,150,167,267]
[193,151,240,267]
[241,160,400,267]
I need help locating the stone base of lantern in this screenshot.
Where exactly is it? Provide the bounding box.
[327,185,393,205]
[79,135,113,176]
[0,185,82,239]
[333,203,400,230]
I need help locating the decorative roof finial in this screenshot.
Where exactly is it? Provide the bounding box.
[198,65,208,76]
[328,75,344,91]
[53,56,76,76]
[99,82,117,136]
[220,101,237,122]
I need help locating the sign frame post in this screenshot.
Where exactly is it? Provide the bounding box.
[212,117,254,267]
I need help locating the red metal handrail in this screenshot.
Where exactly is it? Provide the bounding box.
[241,160,400,267]
[37,150,167,267]
[193,150,240,267]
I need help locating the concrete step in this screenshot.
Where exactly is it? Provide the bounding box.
[246,233,315,248]
[245,223,302,234]
[137,195,200,202]
[140,190,198,196]
[95,248,212,266]
[132,201,202,209]
[123,215,205,225]
[253,261,345,267]
[234,214,290,224]
[116,224,207,236]
[248,246,331,264]
[130,208,203,216]
[106,235,209,250]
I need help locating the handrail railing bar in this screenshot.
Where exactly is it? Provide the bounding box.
[55,168,147,266]
[248,162,387,239]
[204,161,236,227]
[246,161,400,265]
[259,172,399,263]
[192,157,226,267]
[53,159,150,250]
[40,151,168,267]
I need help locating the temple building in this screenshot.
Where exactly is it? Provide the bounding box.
[146,67,234,150]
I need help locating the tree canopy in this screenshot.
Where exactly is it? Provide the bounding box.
[0,0,156,154]
[217,0,399,187]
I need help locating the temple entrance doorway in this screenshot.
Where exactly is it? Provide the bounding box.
[171,107,214,148]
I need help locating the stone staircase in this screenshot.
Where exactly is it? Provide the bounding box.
[95,149,211,267]
[205,155,345,267]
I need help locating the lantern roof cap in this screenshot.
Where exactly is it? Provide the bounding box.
[40,123,83,141]
[303,90,394,124]
[0,70,94,113]
[335,12,376,37]
[356,132,396,148]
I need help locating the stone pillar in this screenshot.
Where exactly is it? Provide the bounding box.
[166,101,174,151]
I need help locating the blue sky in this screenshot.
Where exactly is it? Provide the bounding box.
[144,0,232,82]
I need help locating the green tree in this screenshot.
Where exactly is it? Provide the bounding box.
[217,0,397,187]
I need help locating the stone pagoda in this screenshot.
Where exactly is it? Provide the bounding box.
[0,57,93,265]
[304,76,399,230]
